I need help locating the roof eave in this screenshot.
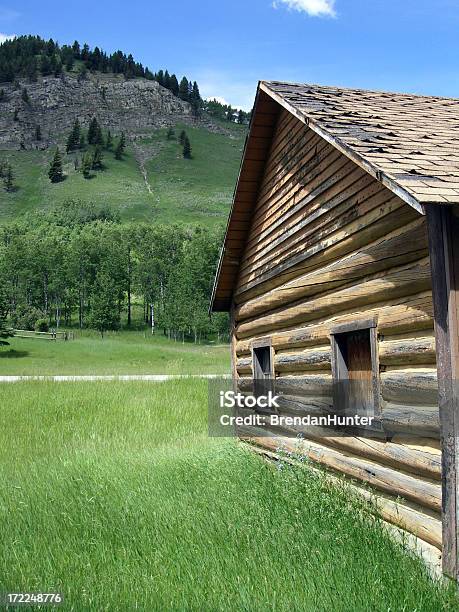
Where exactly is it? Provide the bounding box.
[210,83,264,313]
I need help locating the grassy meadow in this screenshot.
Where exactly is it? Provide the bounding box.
[0,379,456,611]
[0,122,245,226]
[0,330,230,376]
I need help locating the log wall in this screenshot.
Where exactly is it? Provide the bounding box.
[231,108,440,547]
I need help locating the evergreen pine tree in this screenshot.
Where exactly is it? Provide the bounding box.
[87,117,100,145]
[66,119,81,152]
[169,74,179,96]
[190,81,201,114]
[35,124,42,141]
[77,64,87,81]
[79,132,86,149]
[179,129,186,146]
[166,127,175,140]
[81,152,92,179]
[156,69,164,86]
[95,123,104,146]
[178,77,189,101]
[3,164,15,192]
[91,145,104,170]
[105,130,113,150]
[164,69,171,90]
[114,132,126,160]
[183,136,192,159]
[237,109,245,124]
[48,147,64,183]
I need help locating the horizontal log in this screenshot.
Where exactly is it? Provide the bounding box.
[379,337,436,366]
[288,427,440,480]
[381,369,438,406]
[236,292,434,355]
[236,219,428,321]
[246,441,442,548]
[324,435,441,480]
[239,189,399,287]
[242,158,379,274]
[236,357,252,374]
[240,430,441,512]
[273,374,333,396]
[261,414,441,479]
[275,394,333,416]
[382,403,439,438]
[274,347,331,372]
[235,200,418,302]
[236,258,431,338]
[251,164,369,266]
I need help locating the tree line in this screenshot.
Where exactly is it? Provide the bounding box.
[0,200,228,341]
[0,35,152,82]
[203,99,251,125]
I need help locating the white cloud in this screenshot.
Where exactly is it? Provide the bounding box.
[196,70,257,111]
[0,33,16,44]
[273,0,336,18]
[209,96,231,106]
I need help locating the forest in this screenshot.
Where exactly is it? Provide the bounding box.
[0,200,228,341]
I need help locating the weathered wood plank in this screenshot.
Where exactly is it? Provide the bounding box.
[381,403,440,438]
[236,258,431,339]
[236,203,417,302]
[426,204,459,578]
[236,292,434,355]
[274,347,331,372]
[236,219,428,321]
[379,337,436,366]
[380,368,438,406]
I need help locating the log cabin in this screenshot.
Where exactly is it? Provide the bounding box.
[211,81,459,580]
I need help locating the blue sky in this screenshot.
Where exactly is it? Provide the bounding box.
[1,1,459,109]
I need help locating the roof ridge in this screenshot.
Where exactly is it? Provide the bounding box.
[262,80,459,103]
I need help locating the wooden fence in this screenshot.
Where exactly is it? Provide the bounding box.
[13,329,74,341]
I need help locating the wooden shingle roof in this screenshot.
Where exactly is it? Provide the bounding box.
[263,81,459,209]
[211,81,459,311]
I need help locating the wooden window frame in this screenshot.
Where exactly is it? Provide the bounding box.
[251,338,275,410]
[330,318,382,430]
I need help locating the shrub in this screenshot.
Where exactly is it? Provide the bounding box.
[11,306,45,331]
[34,318,49,333]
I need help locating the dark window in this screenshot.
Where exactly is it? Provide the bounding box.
[330,320,381,431]
[252,342,274,405]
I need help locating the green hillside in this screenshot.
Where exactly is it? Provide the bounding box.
[0,122,245,226]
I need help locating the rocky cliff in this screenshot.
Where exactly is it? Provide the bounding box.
[0,72,196,150]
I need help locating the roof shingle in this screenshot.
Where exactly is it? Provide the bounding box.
[262,81,459,208]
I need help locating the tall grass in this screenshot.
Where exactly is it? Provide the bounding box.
[0,380,456,610]
[0,331,230,376]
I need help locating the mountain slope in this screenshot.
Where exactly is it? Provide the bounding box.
[0,121,245,225]
[0,72,246,225]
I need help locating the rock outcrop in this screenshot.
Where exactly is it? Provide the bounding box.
[0,73,196,149]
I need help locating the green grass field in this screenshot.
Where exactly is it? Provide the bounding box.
[0,122,244,226]
[0,331,230,375]
[0,380,456,611]
[143,123,244,225]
